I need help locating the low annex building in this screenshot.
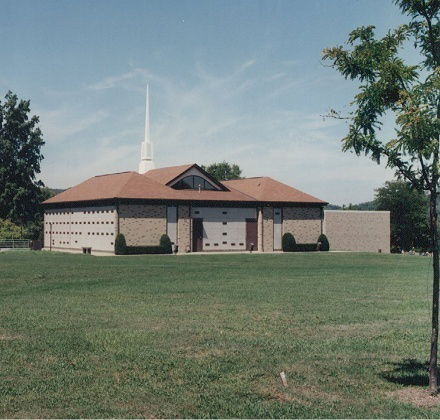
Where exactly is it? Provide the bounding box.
[43,163,328,254]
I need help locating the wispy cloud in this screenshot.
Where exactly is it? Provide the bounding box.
[39,108,109,143]
[88,70,140,91]
[39,58,394,204]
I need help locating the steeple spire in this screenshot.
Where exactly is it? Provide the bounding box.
[139,84,155,174]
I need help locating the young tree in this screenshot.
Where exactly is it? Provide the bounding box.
[0,91,45,228]
[201,161,242,181]
[323,0,440,392]
[375,180,429,251]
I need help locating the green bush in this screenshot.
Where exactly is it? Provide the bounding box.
[318,234,330,251]
[125,245,167,255]
[282,232,296,252]
[115,233,173,255]
[295,243,318,252]
[115,233,127,255]
[159,234,173,254]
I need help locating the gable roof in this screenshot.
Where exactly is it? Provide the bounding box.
[43,171,179,204]
[43,170,256,205]
[143,164,195,185]
[222,177,327,204]
[43,166,327,206]
[144,163,226,190]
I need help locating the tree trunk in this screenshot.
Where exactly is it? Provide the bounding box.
[429,188,439,393]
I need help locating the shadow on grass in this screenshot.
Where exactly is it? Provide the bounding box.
[381,359,429,387]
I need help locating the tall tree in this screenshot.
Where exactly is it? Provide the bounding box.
[0,91,45,227]
[375,180,429,251]
[201,161,242,181]
[323,0,440,391]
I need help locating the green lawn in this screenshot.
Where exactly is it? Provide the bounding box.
[0,251,438,418]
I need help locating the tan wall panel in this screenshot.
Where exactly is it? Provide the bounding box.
[283,207,322,243]
[262,207,274,252]
[178,205,191,252]
[119,204,166,246]
[324,210,390,253]
[44,206,117,252]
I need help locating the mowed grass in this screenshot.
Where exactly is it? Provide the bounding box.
[0,251,438,418]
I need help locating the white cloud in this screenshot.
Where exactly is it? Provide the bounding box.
[38,108,109,143]
[38,59,396,204]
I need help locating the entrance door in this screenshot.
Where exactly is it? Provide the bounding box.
[246,218,258,251]
[192,218,204,252]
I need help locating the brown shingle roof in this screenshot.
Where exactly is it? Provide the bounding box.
[222,177,327,204]
[43,171,179,204]
[143,164,196,185]
[43,167,327,205]
[43,170,256,204]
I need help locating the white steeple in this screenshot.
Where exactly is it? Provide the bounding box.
[139,84,155,174]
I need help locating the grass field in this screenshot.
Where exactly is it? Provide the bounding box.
[0,251,439,418]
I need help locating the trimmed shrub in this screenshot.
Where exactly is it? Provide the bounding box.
[115,233,127,255]
[295,243,318,252]
[125,245,167,255]
[282,232,296,252]
[317,234,330,251]
[159,234,173,254]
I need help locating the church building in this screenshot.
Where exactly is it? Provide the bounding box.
[43,86,328,254]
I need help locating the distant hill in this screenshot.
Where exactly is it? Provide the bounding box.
[326,201,377,211]
[49,188,66,196]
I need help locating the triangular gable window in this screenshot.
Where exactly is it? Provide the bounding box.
[172,175,217,190]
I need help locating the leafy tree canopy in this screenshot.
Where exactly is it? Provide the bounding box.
[0,91,45,227]
[0,219,29,240]
[201,161,242,181]
[375,180,429,251]
[323,0,440,391]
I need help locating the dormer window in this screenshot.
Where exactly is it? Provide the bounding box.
[172,175,216,190]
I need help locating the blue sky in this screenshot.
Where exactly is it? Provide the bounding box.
[1,0,416,205]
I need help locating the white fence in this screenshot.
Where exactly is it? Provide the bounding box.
[0,239,30,251]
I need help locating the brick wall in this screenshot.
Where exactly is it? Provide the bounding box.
[324,210,390,253]
[178,205,191,252]
[283,207,322,243]
[119,204,166,246]
[262,206,274,252]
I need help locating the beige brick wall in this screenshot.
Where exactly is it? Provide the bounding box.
[119,204,166,246]
[324,210,390,253]
[178,205,191,252]
[283,207,322,243]
[262,207,274,252]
